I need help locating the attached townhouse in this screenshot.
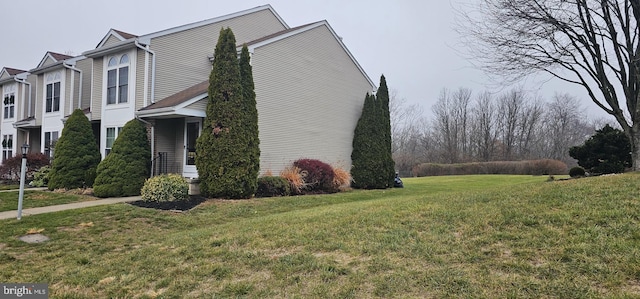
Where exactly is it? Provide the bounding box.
[0,4,376,179]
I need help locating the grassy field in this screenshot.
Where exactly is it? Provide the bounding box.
[0,190,95,212]
[1,174,639,298]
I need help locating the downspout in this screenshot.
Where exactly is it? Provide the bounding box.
[14,77,31,118]
[63,62,83,110]
[136,116,155,176]
[135,40,156,104]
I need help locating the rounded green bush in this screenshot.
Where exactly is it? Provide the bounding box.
[569,166,586,178]
[141,174,189,202]
[256,176,290,197]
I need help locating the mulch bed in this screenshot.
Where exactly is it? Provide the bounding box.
[128,195,207,211]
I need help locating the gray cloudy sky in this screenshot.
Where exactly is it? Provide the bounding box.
[0,0,607,119]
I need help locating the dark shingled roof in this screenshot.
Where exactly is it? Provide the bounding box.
[4,67,27,76]
[112,29,138,39]
[140,80,209,111]
[48,52,74,62]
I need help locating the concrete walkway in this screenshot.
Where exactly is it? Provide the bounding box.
[0,196,141,220]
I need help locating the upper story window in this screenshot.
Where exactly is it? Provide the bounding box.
[3,93,15,119]
[3,84,16,119]
[107,54,129,105]
[45,72,61,113]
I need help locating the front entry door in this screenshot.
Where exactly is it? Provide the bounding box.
[183,118,201,178]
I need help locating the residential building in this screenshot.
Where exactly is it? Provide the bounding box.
[0,4,375,179]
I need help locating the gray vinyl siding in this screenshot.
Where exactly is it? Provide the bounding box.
[65,69,73,115]
[135,49,146,110]
[150,9,286,102]
[27,74,37,118]
[41,56,56,67]
[0,72,9,80]
[252,25,375,174]
[184,98,207,111]
[76,58,92,110]
[35,74,43,126]
[91,57,103,119]
[103,35,123,47]
[154,118,183,174]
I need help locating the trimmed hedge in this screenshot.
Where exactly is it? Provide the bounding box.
[256,176,290,197]
[93,119,151,198]
[48,109,101,189]
[141,174,189,202]
[569,166,586,178]
[412,159,567,177]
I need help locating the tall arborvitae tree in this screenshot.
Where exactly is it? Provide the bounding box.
[93,119,151,197]
[376,75,396,187]
[239,44,260,192]
[196,28,258,199]
[48,109,101,190]
[352,93,386,188]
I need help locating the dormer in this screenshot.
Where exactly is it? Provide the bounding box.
[95,29,138,49]
[29,51,74,75]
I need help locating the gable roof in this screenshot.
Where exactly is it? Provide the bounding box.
[245,20,375,89]
[95,29,138,48]
[140,80,208,111]
[138,4,289,44]
[29,51,76,74]
[2,67,27,76]
[138,19,376,115]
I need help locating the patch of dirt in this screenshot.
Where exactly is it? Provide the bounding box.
[128,195,207,211]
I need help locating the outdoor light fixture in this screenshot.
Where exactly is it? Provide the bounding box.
[17,143,29,220]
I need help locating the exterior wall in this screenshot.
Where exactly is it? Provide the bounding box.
[150,9,287,102]
[252,25,375,174]
[154,118,184,174]
[65,69,73,116]
[91,57,103,119]
[77,58,92,110]
[135,49,146,110]
[35,75,43,126]
[27,74,37,119]
[40,69,66,155]
[99,49,137,159]
[185,98,207,111]
[1,83,18,159]
[0,72,9,80]
[103,35,123,47]
[41,56,57,67]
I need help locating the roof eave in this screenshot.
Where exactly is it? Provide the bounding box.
[83,39,137,58]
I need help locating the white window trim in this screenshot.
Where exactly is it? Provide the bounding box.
[43,71,63,116]
[105,53,131,106]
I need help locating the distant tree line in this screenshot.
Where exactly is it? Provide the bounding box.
[391,88,609,176]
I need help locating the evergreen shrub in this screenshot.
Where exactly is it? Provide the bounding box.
[93,119,151,198]
[569,166,586,178]
[256,176,290,197]
[48,109,101,189]
[141,174,189,202]
[30,166,51,187]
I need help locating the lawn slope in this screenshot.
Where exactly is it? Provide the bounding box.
[1,174,639,298]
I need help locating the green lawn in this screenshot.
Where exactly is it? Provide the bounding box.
[0,190,95,212]
[1,174,639,298]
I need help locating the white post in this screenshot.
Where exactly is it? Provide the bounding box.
[17,144,28,220]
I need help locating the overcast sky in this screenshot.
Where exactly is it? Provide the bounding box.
[1,0,610,120]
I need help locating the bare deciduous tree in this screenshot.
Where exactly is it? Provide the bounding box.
[461,0,640,170]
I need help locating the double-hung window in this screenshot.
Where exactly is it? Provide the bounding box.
[44,131,59,159]
[106,54,129,105]
[105,127,123,156]
[3,93,14,119]
[2,134,12,162]
[46,82,61,113]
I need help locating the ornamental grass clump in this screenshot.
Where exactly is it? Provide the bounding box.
[141,174,189,202]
